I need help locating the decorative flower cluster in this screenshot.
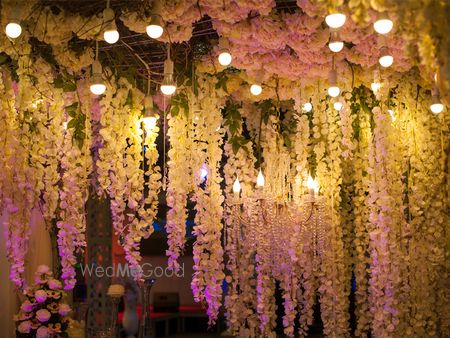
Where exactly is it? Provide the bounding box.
[15,265,71,338]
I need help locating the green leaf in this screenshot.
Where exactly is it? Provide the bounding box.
[67,118,77,129]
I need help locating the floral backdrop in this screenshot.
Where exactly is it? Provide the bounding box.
[0,0,449,337]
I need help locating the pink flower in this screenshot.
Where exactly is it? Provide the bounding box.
[48,279,62,290]
[34,289,47,303]
[58,303,71,316]
[17,320,32,333]
[20,300,34,312]
[36,265,50,275]
[36,326,49,338]
[36,309,51,323]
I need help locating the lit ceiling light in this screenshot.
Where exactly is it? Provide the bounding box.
[306,175,319,194]
[90,60,106,95]
[334,101,343,111]
[328,31,344,53]
[256,169,265,187]
[373,12,393,35]
[328,68,340,98]
[161,48,176,96]
[103,7,119,44]
[5,6,22,39]
[379,46,393,68]
[325,12,346,29]
[303,102,313,112]
[233,177,241,195]
[371,69,381,94]
[430,87,444,114]
[218,37,232,66]
[250,83,262,96]
[142,96,158,130]
[146,15,164,39]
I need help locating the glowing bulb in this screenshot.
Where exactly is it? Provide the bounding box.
[430,103,444,114]
[371,82,381,93]
[146,16,164,39]
[256,169,265,187]
[329,31,343,53]
[250,83,262,96]
[387,109,396,121]
[306,175,319,194]
[104,29,119,44]
[200,166,208,180]
[233,177,241,195]
[161,57,176,96]
[143,116,157,129]
[218,50,232,66]
[379,47,393,68]
[5,21,21,39]
[303,102,313,112]
[373,13,393,35]
[328,86,340,97]
[334,101,343,111]
[90,83,106,95]
[325,13,346,29]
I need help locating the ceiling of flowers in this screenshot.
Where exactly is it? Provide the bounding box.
[1,0,449,337]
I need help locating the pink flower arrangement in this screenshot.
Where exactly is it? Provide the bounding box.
[15,266,71,337]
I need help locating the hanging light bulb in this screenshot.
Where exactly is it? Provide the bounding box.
[146,15,164,39]
[306,175,319,195]
[328,31,344,53]
[250,83,262,96]
[90,60,106,95]
[387,109,396,122]
[373,12,393,35]
[161,48,176,96]
[303,102,313,112]
[256,169,265,188]
[325,12,346,29]
[5,5,22,39]
[371,69,381,94]
[379,46,393,68]
[103,7,119,44]
[328,68,340,98]
[218,37,232,66]
[430,87,444,114]
[142,95,158,130]
[233,177,241,196]
[334,101,343,111]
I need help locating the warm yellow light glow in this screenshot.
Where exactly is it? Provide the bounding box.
[5,22,22,39]
[334,101,343,111]
[303,102,313,112]
[387,109,396,121]
[218,51,232,66]
[374,18,393,35]
[104,29,119,44]
[328,86,340,98]
[143,116,157,130]
[256,169,265,187]
[146,24,164,39]
[233,177,241,195]
[250,84,262,96]
[329,41,344,53]
[306,175,319,194]
[371,82,381,94]
[90,83,106,95]
[325,13,346,29]
[430,103,444,114]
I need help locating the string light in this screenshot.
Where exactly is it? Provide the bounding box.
[328,68,340,98]
[373,12,393,35]
[430,86,444,114]
[250,83,262,96]
[256,169,265,187]
[334,101,343,111]
[5,5,22,39]
[233,177,241,195]
[325,12,346,29]
[328,31,344,53]
[379,46,393,68]
[146,15,164,39]
[371,69,381,94]
[142,96,158,130]
[218,38,232,66]
[90,42,106,95]
[303,102,313,112]
[387,109,396,122]
[306,175,319,195]
[161,47,176,96]
[103,3,119,44]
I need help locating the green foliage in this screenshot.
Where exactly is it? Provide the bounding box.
[54,73,77,92]
[222,100,251,155]
[66,102,86,149]
[349,85,379,141]
[170,92,189,118]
